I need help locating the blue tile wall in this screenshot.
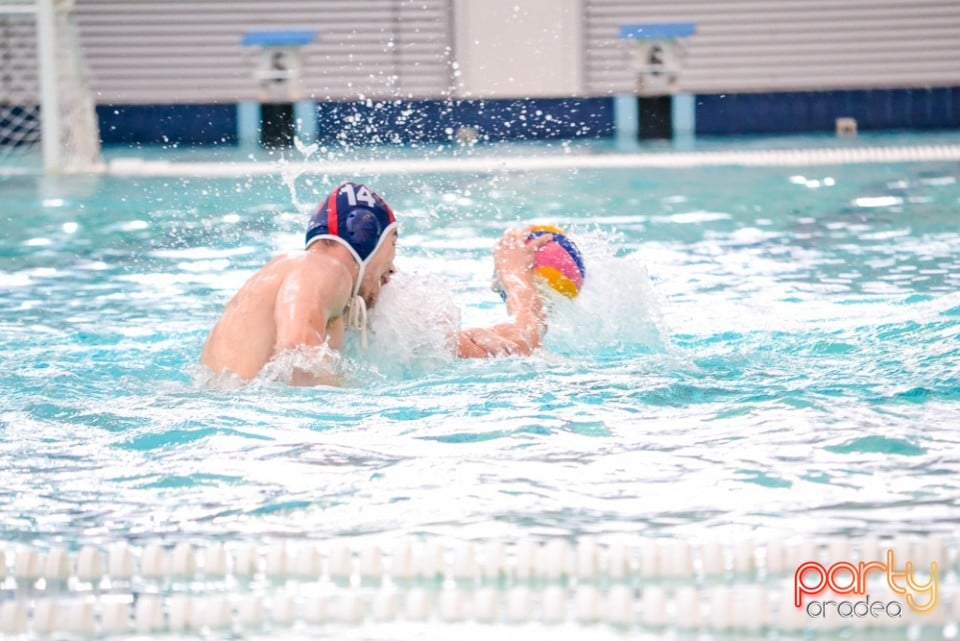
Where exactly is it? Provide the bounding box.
[315,98,615,145]
[695,88,960,136]
[97,104,237,145]
[87,89,958,145]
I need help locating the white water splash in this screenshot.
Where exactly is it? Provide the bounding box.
[257,342,355,387]
[357,271,461,379]
[280,137,326,216]
[541,229,671,354]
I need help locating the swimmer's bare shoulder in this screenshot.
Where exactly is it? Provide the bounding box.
[201,252,354,384]
[273,252,354,350]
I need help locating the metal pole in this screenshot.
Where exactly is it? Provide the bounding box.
[36,0,61,173]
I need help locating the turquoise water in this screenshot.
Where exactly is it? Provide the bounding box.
[1,136,959,553]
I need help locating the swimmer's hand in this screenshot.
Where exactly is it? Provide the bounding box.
[494,225,553,286]
[458,226,551,358]
[495,225,551,316]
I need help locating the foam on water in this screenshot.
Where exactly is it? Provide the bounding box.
[256,343,352,387]
[543,230,670,355]
[351,233,669,376]
[358,271,461,379]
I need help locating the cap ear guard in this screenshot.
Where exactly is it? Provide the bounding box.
[343,208,384,260]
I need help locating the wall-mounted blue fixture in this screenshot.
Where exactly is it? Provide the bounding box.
[240,30,318,148]
[619,22,696,140]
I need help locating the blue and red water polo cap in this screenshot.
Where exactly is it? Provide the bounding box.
[304,181,398,265]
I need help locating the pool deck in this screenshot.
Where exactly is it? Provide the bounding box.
[106,144,960,177]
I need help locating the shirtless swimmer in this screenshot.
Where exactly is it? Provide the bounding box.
[200,181,552,385]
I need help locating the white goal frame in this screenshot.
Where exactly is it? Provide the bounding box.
[0,0,101,173]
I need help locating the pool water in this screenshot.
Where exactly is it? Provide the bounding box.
[1,137,959,556]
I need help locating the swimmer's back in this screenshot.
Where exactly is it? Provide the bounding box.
[201,252,349,381]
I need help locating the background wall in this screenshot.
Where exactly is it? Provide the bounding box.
[6,0,959,142]
[451,0,582,98]
[64,0,960,104]
[74,0,453,103]
[584,0,960,94]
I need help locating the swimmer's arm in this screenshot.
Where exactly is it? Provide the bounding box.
[274,270,345,386]
[457,228,550,358]
[457,272,546,358]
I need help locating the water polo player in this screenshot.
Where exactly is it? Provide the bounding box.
[201,181,399,385]
[201,182,568,385]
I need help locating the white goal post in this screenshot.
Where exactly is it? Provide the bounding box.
[0,0,101,173]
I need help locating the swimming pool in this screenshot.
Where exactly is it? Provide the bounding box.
[1,134,959,636]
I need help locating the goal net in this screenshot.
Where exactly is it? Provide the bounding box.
[0,0,101,173]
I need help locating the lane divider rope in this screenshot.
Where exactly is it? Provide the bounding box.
[0,535,956,634]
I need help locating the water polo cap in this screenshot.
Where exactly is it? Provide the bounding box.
[304,181,398,299]
[304,182,398,348]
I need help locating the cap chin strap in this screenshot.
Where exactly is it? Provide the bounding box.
[304,221,397,350]
[346,295,368,349]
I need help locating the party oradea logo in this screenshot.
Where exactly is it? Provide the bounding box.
[794,549,938,619]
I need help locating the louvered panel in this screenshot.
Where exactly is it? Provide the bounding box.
[587,5,960,20]
[75,0,452,104]
[586,23,960,41]
[15,0,960,108]
[393,0,451,96]
[0,15,39,102]
[585,0,960,94]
